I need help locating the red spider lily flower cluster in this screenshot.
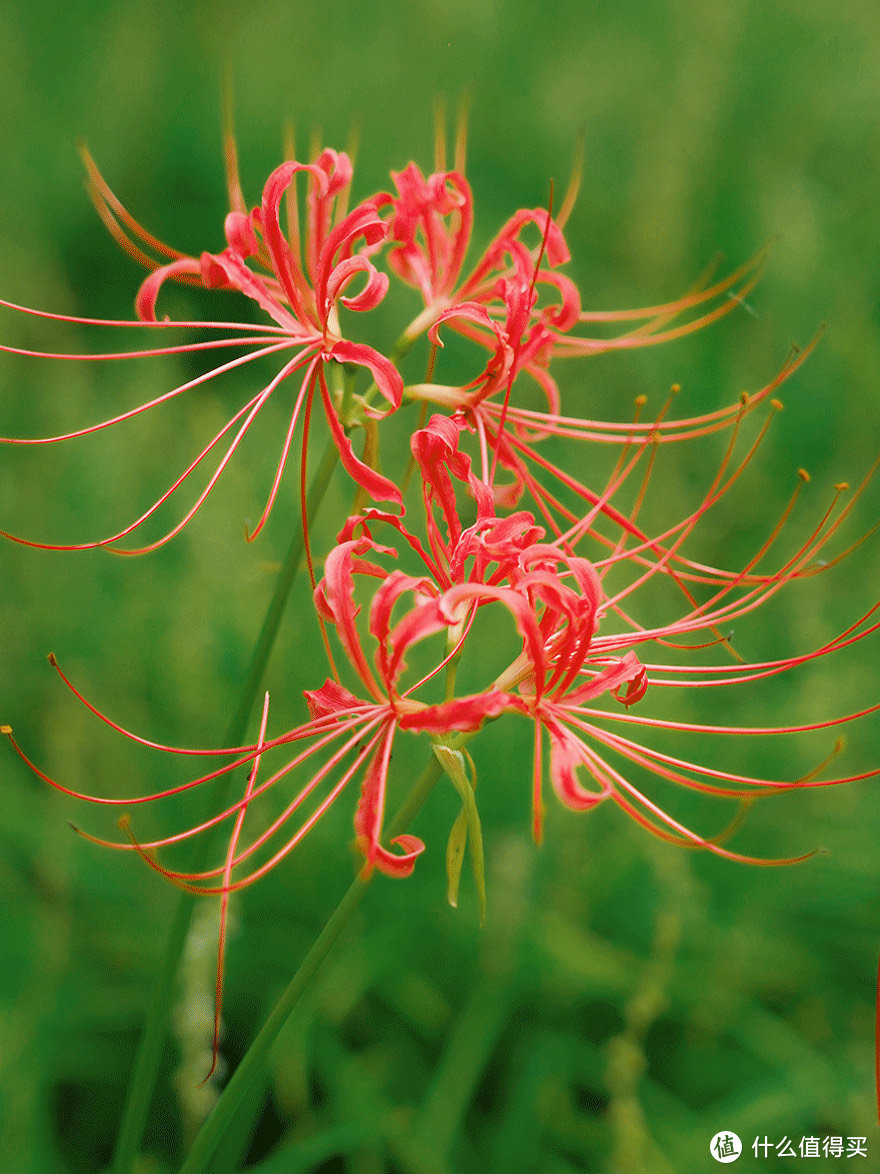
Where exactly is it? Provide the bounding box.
[0,126,764,553]
[3,124,878,1075]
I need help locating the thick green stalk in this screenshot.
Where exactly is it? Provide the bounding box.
[110,438,339,1174]
[179,755,444,1174]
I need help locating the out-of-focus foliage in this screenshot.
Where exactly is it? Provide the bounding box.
[1,1,878,1171]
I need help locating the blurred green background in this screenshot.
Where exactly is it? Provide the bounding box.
[1,1,879,1171]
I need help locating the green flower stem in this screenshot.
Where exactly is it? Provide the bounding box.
[111,437,340,1174]
[228,435,340,739]
[179,754,445,1174]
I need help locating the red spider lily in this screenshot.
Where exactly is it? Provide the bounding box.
[308,414,880,861]
[2,129,775,562]
[4,413,878,1079]
[6,398,875,873]
[374,122,789,545]
[4,119,878,1109]
[338,412,545,593]
[7,449,876,882]
[0,517,514,1064]
[437,541,880,854]
[0,148,401,554]
[394,177,793,569]
[325,407,880,859]
[397,342,844,711]
[406,240,788,508]
[1,531,498,890]
[1,475,523,1073]
[0,408,653,952]
[378,142,770,425]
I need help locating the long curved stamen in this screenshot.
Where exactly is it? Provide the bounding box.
[109,350,317,556]
[610,780,819,864]
[0,340,297,451]
[564,712,876,797]
[491,334,818,444]
[0,296,292,335]
[245,355,320,543]
[575,247,769,326]
[80,145,190,270]
[124,721,388,895]
[72,713,381,856]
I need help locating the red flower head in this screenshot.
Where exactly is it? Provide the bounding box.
[1,146,402,554]
[382,122,771,450]
[4,395,877,1083]
[443,465,880,856]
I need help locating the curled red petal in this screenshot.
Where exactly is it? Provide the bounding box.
[325,255,390,313]
[320,540,382,697]
[199,248,303,332]
[545,716,613,811]
[400,688,519,733]
[316,204,388,308]
[318,368,403,507]
[354,726,425,879]
[329,339,403,410]
[536,271,581,331]
[304,678,364,719]
[336,206,387,257]
[497,208,570,268]
[261,160,328,321]
[307,150,355,268]
[314,148,354,199]
[339,510,439,583]
[224,209,260,258]
[441,581,549,698]
[385,597,447,687]
[565,652,647,706]
[428,300,504,350]
[135,257,202,322]
[615,665,648,709]
[413,412,493,519]
[382,164,473,300]
[358,833,425,879]
[411,413,478,552]
[369,572,442,688]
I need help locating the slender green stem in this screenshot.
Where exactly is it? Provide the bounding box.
[226,437,340,740]
[179,755,444,1174]
[110,437,339,1174]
